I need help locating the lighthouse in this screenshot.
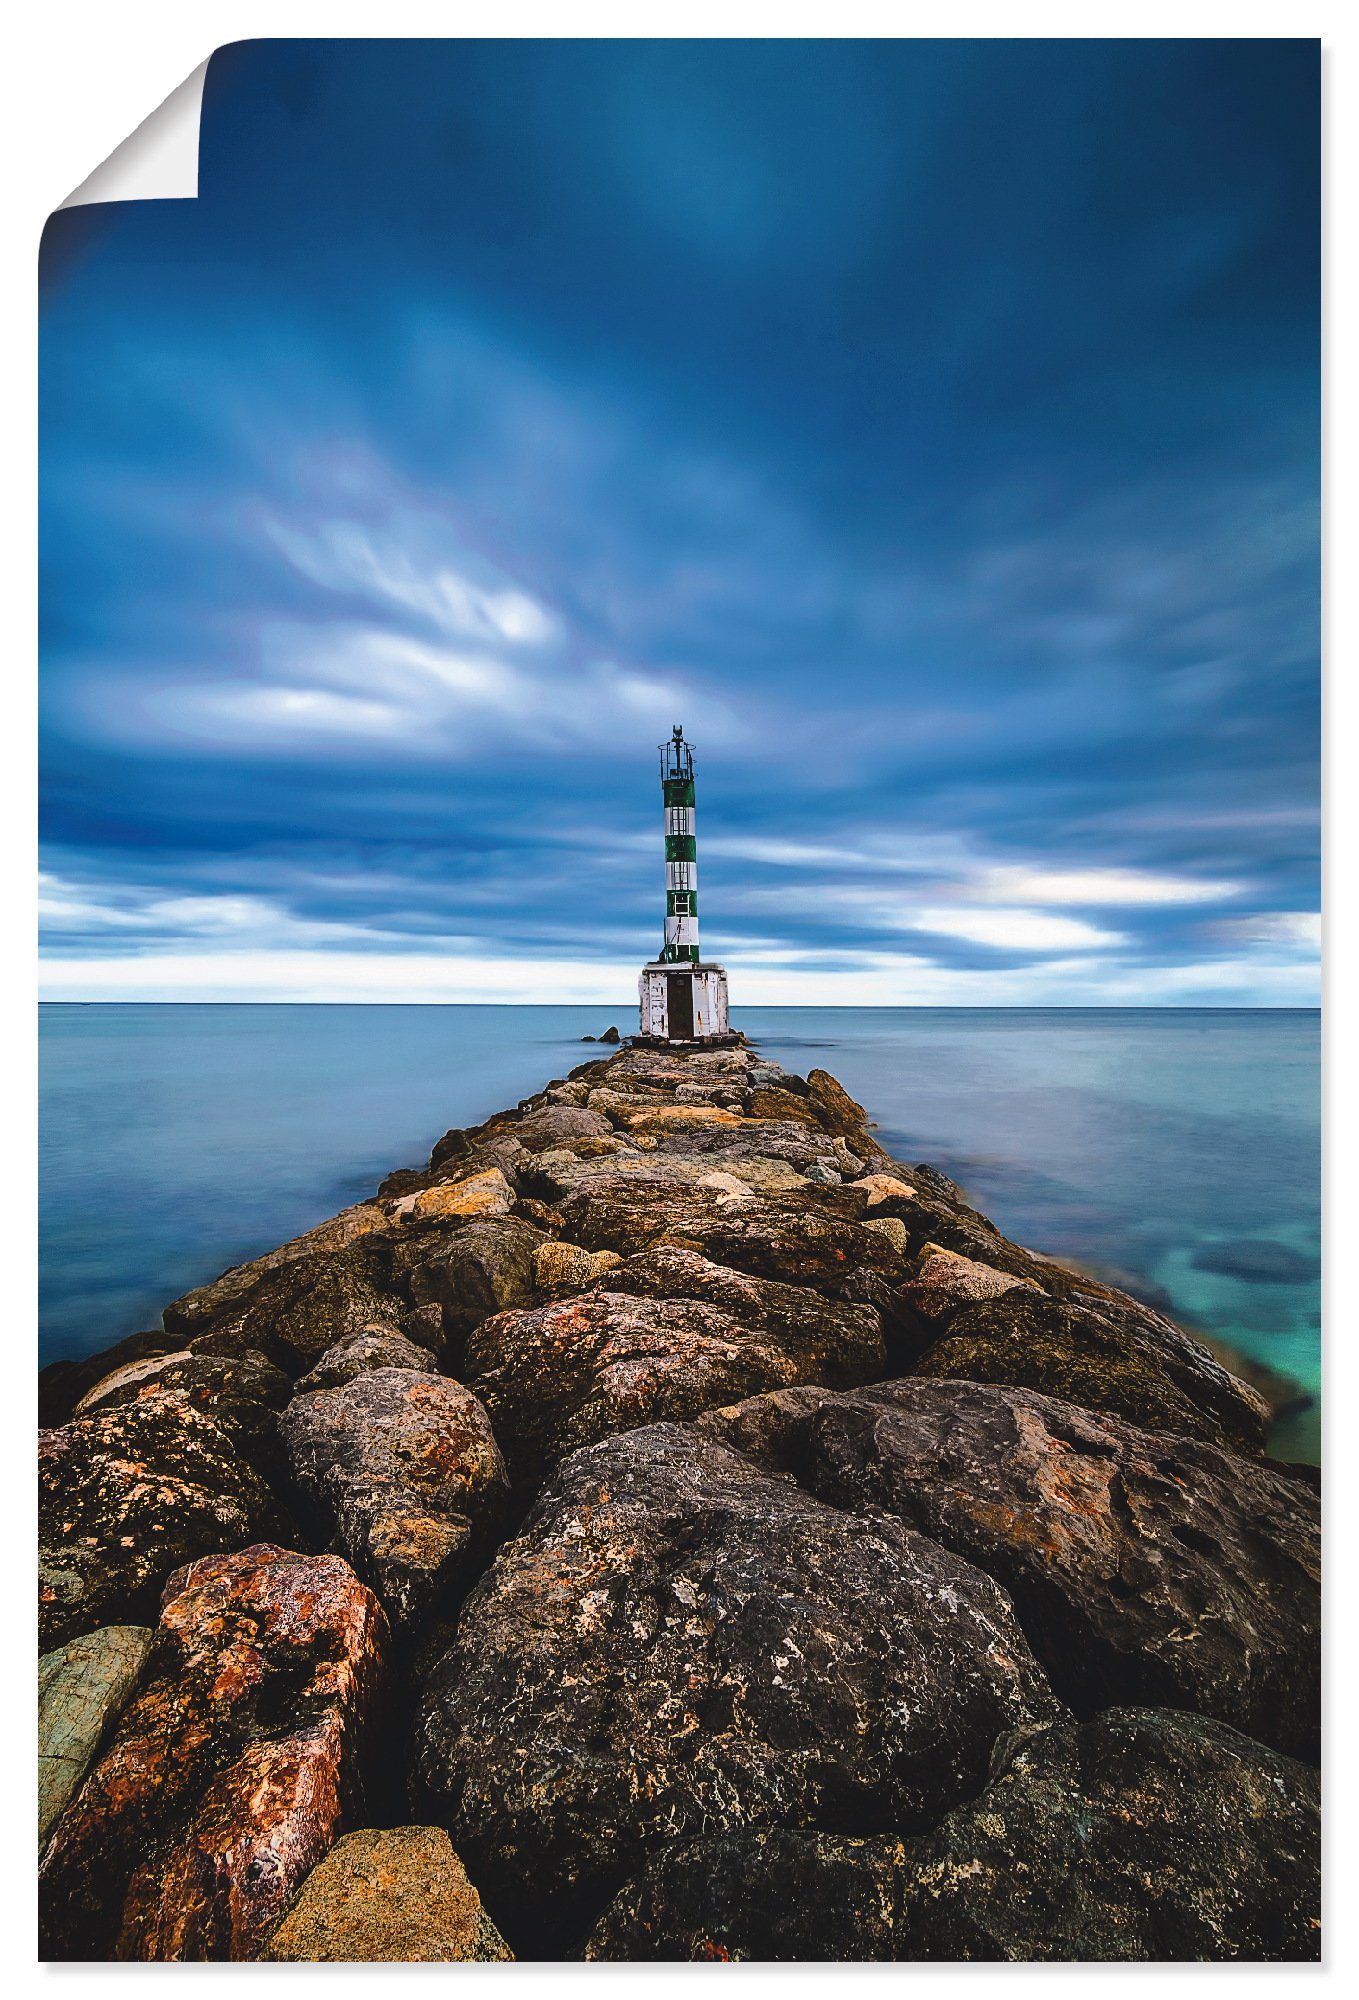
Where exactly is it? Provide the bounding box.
[638,725,733,1044]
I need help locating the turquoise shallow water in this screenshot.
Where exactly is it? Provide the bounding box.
[39,1004,1320,1459]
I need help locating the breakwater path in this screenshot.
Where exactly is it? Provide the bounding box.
[38,1038,1320,1961]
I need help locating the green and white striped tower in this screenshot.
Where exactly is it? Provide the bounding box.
[639,725,731,1043]
[661,724,700,964]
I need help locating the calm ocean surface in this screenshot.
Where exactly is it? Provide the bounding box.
[39,1005,1321,1460]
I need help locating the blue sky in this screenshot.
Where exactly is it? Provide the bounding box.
[39,38,1319,1004]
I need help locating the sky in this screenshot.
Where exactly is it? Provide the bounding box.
[39,38,1320,1005]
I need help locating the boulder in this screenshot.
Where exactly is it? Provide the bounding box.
[71,1348,293,1480]
[506,1104,614,1153]
[295,1326,441,1393]
[39,1544,388,1961]
[532,1240,624,1292]
[915,1286,1269,1451]
[261,1826,512,1961]
[898,1245,1039,1324]
[465,1254,883,1477]
[281,1369,509,1636]
[556,1178,904,1295]
[39,1625,153,1848]
[175,1242,406,1374]
[584,1828,907,1961]
[806,1068,874,1140]
[390,1169,514,1223]
[162,1204,392,1340]
[413,1423,1060,1954]
[584,1709,1320,1963]
[39,1391,287,1649]
[39,1328,183,1429]
[402,1216,543,1359]
[896,1708,1320,1960]
[757,1377,1319,1760]
[747,1086,822,1126]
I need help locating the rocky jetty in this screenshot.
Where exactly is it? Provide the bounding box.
[37,1039,1321,1962]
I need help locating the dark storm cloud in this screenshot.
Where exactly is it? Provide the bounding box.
[39,38,1319,1002]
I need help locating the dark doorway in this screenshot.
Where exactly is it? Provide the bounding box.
[666,974,695,1040]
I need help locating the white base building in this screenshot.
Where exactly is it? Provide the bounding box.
[638,961,730,1043]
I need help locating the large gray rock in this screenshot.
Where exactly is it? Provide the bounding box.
[281,1369,509,1637]
[400,1216,543,1360]
[413,1422,1060,1954]
[39,1625,153,1848]
[708,1377,1319,1760]
[584,1709,1321,1962]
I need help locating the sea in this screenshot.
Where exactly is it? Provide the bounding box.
[39,1005,1321,1462]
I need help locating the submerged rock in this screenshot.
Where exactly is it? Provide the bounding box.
[39,1544,388,1961]
[413,1422,1060,1954]
[584,1709,1320,1963]
[39,1391,287,1649]
[39,1624,152,1849]
[262,1826,512,1962]
[281,1369,509,1637]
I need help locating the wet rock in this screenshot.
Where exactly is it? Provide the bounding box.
[556,1177,904,1295]
[466,1252,883,1477]
[39,1391,287,1649]
[261,1825,512,1961]
[39,1625,153,1848]
[39,1544,388,1961]
[585,1709,1320,1963]
[281,1369,509,1637]
[915,1286,1269,1451]
[413,1423,1060,1954]
[896,1708,1320,1961]
[533,1240,624,1292]
[295,1326,440,1393]
[760,1377,1319,1759]
[430,1127,470,1168]
[402,1216,543,1359]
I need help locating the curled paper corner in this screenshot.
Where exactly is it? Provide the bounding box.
[59,57,210,209]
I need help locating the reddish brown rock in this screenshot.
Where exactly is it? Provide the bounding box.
[39,1391,287,1649]
[280,1369,509,1636]
[39,1544,388,1961]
